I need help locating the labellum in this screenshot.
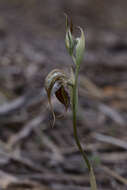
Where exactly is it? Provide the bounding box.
[55,85,70,111]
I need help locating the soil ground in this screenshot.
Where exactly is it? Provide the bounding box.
[0,1,127,190]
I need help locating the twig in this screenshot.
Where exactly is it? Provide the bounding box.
[101,165,127,185]
[100,152,127,163]
[93,133,127,150]
[0,149,45,173]
[98,103,126,126]
[0,96,26,116]
[0,170,49,189]
[34,128,64,162]
[0,89,45,117]
[8,115,44,147]
[79,75,103,99]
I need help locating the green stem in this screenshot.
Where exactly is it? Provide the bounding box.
[72,65,91,171]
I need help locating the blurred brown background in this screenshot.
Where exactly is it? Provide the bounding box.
[0,1,127,190]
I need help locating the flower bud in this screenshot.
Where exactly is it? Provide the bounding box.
[75,27,85,65]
